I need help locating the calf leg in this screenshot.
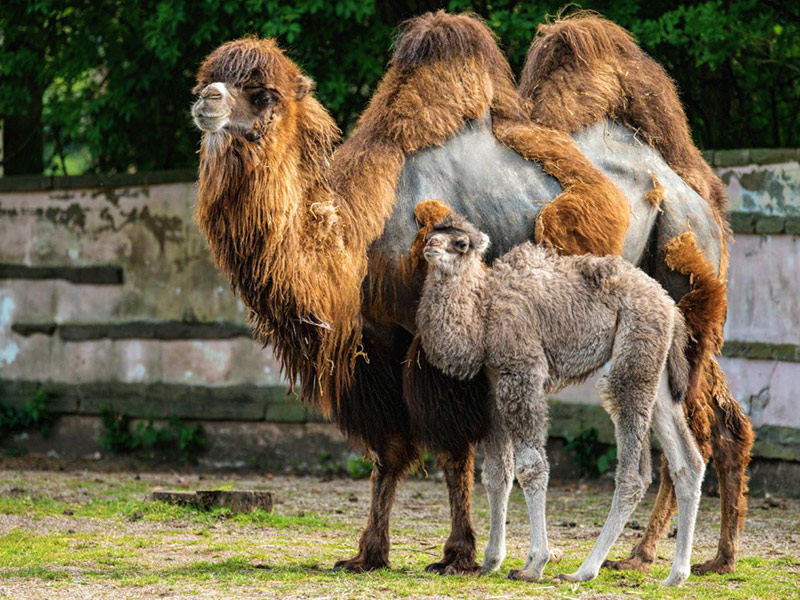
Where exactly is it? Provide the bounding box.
[652,375,705,585]
[494,368,551,583]
[481,409,515,573]
[559,374,655,582]
[425,445,482,575]
[603,458,677,572]
[334,436,417,572]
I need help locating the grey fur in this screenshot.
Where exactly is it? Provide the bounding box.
[416,214,703,585]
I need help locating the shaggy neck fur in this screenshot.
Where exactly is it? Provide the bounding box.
[417,256,487,380]
[195,93,363,410]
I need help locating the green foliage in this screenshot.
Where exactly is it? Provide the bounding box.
[1,1,797,175]
[99,408,207,463]
[0,389,54,444]
[344,453,373,479]
[316,451,373,479]
[564,427,617,479]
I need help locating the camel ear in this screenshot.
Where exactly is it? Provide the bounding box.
[295,74,315,100]
[474,232,490,256]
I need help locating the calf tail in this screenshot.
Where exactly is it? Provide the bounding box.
[667,308,691,403]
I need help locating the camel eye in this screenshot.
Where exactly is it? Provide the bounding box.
[454,238,469,253]
[250,89,277,108]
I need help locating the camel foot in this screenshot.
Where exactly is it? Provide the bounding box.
[602,555,653,573]
[508,568,542,582]
[425,559,482,576]
[333,555,388,573]
[691,555,734,575]
[555,570,595,583]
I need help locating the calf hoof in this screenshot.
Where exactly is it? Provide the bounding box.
[508,568,541,582]
[691,556,734,575]
[333,555,387,573]
[602,556,653,573]
[555,570,595,583]
[662,570,689,586]
[425,560,482,576]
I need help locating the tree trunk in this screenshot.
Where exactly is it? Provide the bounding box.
[2,82,44,175]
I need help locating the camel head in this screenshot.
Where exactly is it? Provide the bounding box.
[192,37,317,147]
[423,212,490,276]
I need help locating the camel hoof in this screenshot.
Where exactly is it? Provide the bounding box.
[662,571,689,586]
[691,557,734,575]
[426,561,482,576]
[555,571,593,583]
[602,556,653,573]
[508,568,540,582]
[333,556,387,573]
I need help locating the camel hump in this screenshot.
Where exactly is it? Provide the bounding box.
[519,12,729,231]
[391,10,503,69]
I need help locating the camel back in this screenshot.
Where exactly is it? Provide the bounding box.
[520,12,730,240]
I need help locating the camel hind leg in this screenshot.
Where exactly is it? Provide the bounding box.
[651,373,705,585]
[692,359,754,575]
[559,310,668,583]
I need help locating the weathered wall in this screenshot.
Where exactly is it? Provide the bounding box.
[0,151,798,472]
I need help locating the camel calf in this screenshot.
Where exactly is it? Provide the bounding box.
[415,206,705,586]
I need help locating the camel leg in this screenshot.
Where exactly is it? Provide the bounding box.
[481,407,515,573]
[425,445,482,575]
[490,368,551,583]
[692,360,754,575]
[558,374,655,583]
[334,436,417,572]
[651,375,705,585]
[603,457,677,572]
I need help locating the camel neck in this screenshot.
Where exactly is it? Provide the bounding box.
[417,260,488,381]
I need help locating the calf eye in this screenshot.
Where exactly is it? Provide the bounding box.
[454,239,469,252]
[250,90,277,108]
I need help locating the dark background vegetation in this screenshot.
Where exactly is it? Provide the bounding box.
[1,0,798,176]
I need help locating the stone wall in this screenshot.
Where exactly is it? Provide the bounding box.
[1,151,798,474]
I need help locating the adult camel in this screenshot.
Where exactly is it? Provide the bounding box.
[190,11,753,577]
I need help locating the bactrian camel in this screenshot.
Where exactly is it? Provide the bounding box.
[191,10,753,576]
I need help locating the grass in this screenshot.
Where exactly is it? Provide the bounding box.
[0,469,797,599]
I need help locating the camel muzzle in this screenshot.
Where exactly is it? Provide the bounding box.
[192,83,232,132]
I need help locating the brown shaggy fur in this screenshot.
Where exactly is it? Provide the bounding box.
[519,12,730,239]
[195,39,364,415]
[645,177,666,209]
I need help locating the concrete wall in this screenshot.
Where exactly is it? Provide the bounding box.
[1,151,798,467]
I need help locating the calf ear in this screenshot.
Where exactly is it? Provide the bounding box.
[295,74,315,100]
[474,232,490,256]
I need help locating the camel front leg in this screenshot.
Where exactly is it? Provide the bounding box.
[481,410,515,573]
[493,369,551,583]
[334,436,417,572]
[426,445,482,575]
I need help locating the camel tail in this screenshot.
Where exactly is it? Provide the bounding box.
[668,308,691,403]
[519,11,729,237]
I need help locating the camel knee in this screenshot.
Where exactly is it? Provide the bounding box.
[616,474,649,506]
[515,446,548,490]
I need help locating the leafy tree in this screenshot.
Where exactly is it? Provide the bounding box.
[0,0,797,175]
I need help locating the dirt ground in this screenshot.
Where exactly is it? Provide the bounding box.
[0,466,797,599]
